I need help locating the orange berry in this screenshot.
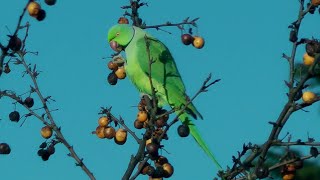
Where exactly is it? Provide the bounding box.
[41,126,53,139]
[27,2,41,17]
[104,126,116,139]
[192,36,205,49]
[98,116,109,127]
[115,67,126,79]
[95,126,105,139]
[115,128,127,144]
[162,163,174,178]
[118,17,129,24]
[303,53,315,66]
[302,91,317,103]
[137,111,148,122]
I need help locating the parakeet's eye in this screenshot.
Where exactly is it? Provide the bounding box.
[116,32,120,36]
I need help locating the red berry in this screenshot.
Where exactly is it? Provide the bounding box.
[181,34,194,45]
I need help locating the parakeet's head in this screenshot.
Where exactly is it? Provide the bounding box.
[107,24,134,52]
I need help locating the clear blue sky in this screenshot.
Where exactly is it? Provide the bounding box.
[1,0,320,179]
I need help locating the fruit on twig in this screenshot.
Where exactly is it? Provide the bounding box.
[115,67,126,79]
[303,53,315,66]
[95,126,105,138]
[137,111,148,122]
[155,156,169,166]
[177,124,190,137]
[113,56,125,66]
[146,143,159,156]
[162,163,174,178]
[9,111,20,122]
[27,2,41,17]
[24,97,34,108]
[107,61,118,71]
[8,35,22,51]
[39,142,47,149]
[41,126,53,139]
[181,34,194,45]
[36,9,46,21]
[107,72,118,85]
[134,119,144,129]
[41,150,51,161]
[192,36,205,49]
[155,118,166,128]
[305,41,320,56]
[104,126,116,139]
[0,143,11,154]
[302,91,317,103]
[118,17,129,24]
[47,145,55,155]
[98,116,109,127]
[45,0,57,6]
[115,128,127,145]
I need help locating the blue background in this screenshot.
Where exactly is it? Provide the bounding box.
[1,0,320,179]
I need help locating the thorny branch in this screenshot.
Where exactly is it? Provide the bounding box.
[0,1,96,180]
[220,1,320,179]
[121,0,199,31]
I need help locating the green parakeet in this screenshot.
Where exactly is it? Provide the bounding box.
[107,24,221,169]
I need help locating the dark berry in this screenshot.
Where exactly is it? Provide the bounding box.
[47,145,55,155]
[45,0,57,6]
[9,111,20,122]
[37,149,45,156]
[181,34,194,45]
[24,97,34,108]
[177,124,190,137]
[134,120,144,129]
[146,143,159,156]
[107,72,118,85]
[39,142,47,149]
[0,143,11,154]
[36,10,46,21]
[8,35,22,51]
[41,150,50,161]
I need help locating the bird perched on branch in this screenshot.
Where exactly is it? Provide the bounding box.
[107,24,221,169]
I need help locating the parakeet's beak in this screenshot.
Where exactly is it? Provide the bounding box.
[109,41,123,52]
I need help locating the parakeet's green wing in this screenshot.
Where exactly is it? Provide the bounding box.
[123,26,221,169]
[134,35,202,119]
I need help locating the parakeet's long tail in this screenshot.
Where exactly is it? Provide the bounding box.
[180,113,222,170]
